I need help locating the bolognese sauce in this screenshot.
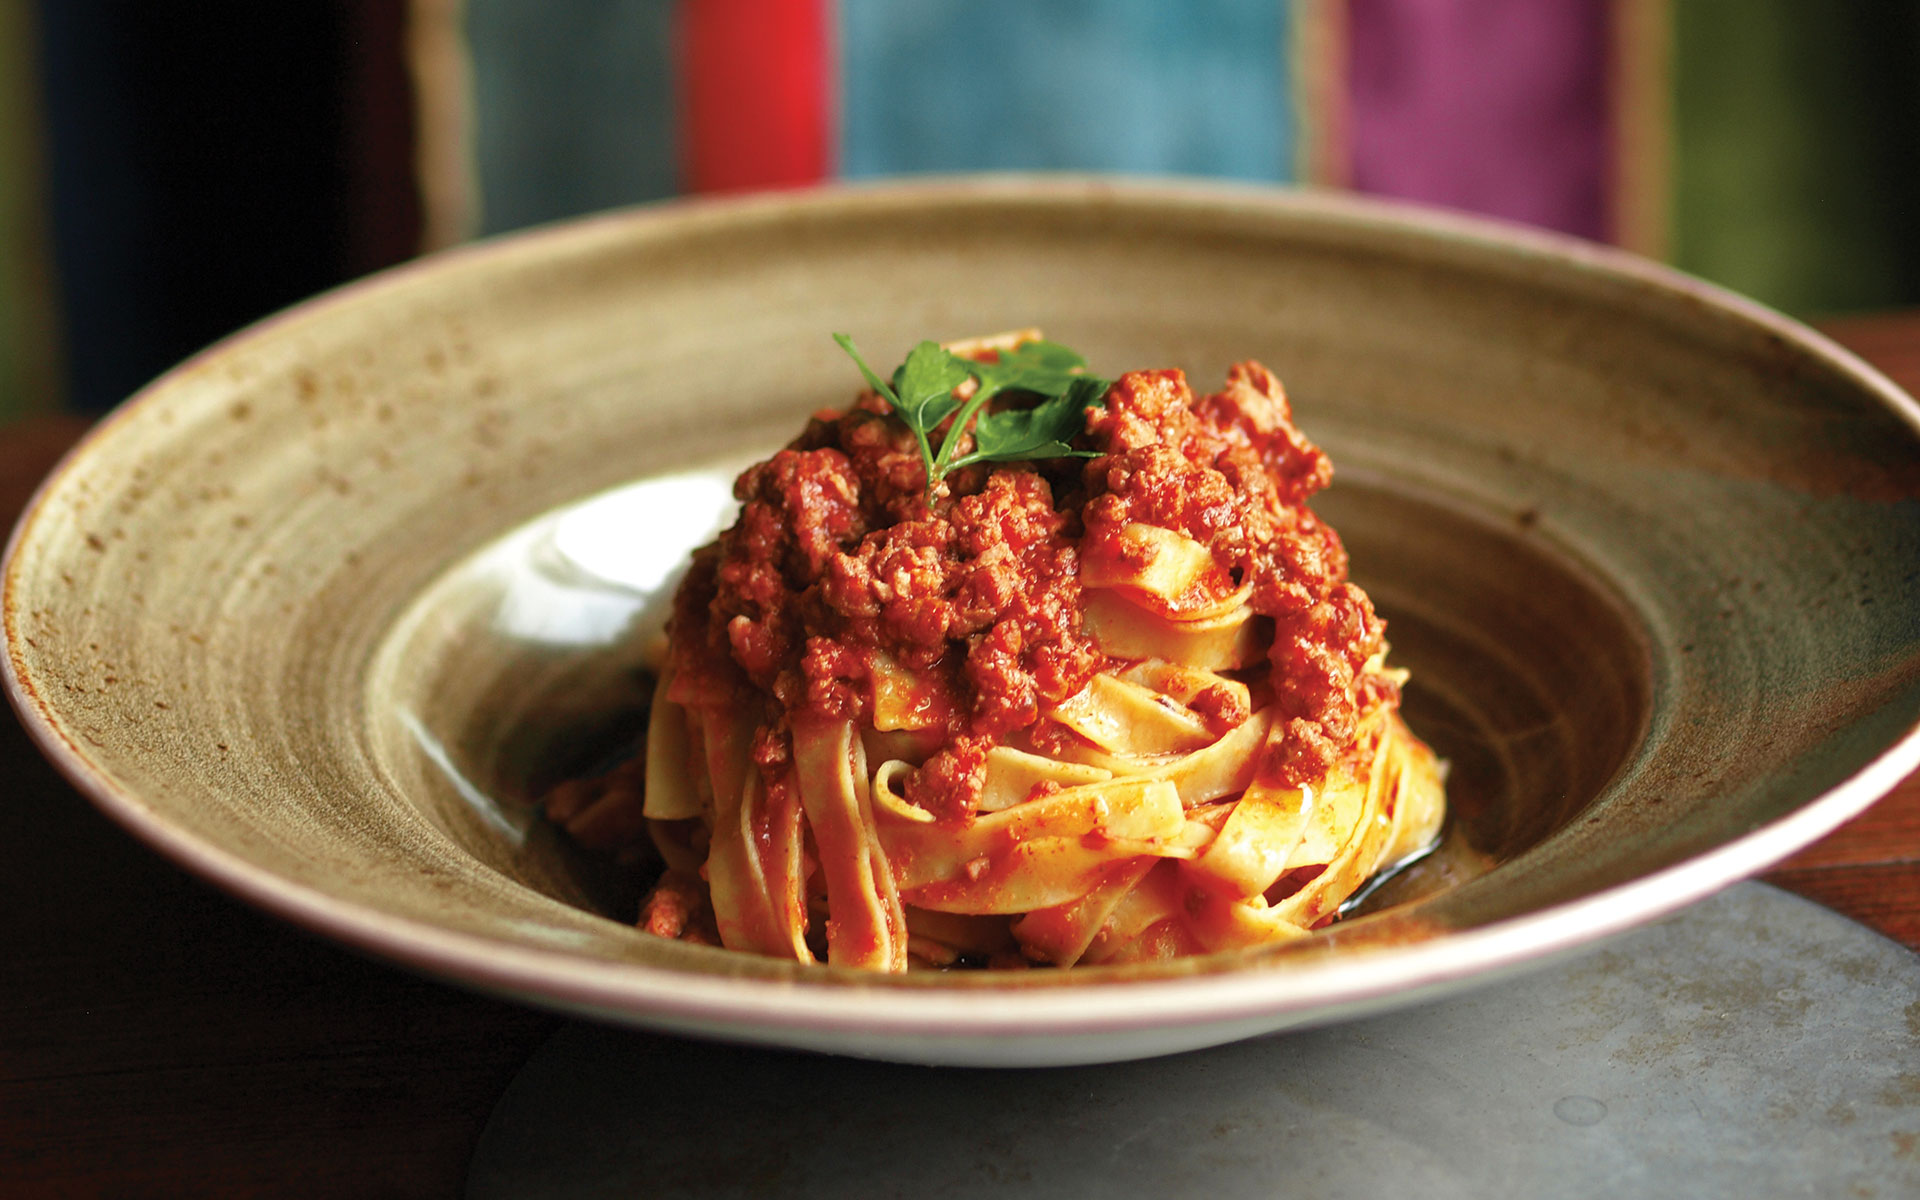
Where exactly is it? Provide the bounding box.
[546,333,1446,970]
[669,354,1382,818]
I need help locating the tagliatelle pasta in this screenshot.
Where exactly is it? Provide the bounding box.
[545,331,1446,970]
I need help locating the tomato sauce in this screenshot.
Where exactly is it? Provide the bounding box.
[668,361,1384,819]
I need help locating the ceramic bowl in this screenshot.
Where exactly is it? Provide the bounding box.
[8,179,1919,1066]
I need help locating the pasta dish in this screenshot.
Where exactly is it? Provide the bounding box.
[543,331,1445,970]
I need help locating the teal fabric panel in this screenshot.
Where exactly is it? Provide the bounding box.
[839,0,1293,181]
[467,0,679,235]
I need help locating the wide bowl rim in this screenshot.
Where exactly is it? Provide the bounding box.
[8,174,1920,1044]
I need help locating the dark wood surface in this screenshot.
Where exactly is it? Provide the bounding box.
[3,319,1918,1196]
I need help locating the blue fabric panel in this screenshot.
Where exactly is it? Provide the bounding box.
[839,0,1293,181]
[467,0,679,235]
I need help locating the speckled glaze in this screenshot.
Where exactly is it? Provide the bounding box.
[7,179,1919,1066]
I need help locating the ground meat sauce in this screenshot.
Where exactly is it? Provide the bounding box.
[1082,363,1387,789]
[667,358,1385,821]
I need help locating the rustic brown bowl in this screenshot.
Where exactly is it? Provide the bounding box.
[8,179,1919,1065]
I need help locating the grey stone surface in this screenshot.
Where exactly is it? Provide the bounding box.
[468,882,1920,1198]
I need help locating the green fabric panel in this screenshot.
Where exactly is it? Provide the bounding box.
[0,2,41,422]
[1671,3,1920,317]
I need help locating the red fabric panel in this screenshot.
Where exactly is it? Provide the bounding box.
[679,0,832,192]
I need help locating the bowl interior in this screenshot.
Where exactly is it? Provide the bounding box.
[363,462,1655,934]
[9,181,1918,1051]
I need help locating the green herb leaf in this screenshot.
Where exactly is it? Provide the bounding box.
[835,333,959,479]
[971,340,1089,400]
[956,376,1109,466]
[890,341,970,433]
[930,340,1106,480]
[832,333,1109,497]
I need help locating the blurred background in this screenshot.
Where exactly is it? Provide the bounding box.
[3,0,1918,424]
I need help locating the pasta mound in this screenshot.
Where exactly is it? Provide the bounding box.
[546,334,1446,970]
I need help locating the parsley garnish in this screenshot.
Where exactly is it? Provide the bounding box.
[832,333,1109,496]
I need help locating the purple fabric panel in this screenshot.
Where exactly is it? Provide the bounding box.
[1346,0,1612,241]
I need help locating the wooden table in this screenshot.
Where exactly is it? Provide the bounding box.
[3,317,1917,1196]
